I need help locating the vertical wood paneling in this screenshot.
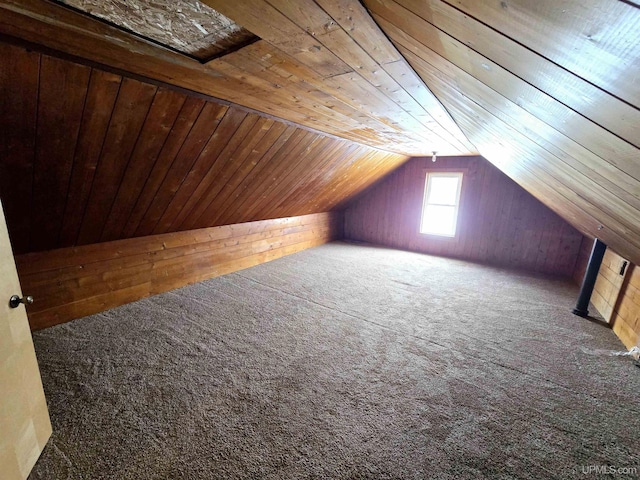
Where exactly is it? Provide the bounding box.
[237,131,321,221]
[153,105,247,233]
[122,97,206,238]
[132,101,228,237]
[344,156,584,276]
[31,56,90,252]
[251,135,331,219]
[211,125,298,226]
[206,122,291,225]
[279,142,361,216]
[264,138,348,218]
[556,222,583,277]
[100,88,187,242]
[58,69,122,247]
[572,235,592,286]
[175,113,265,231]
[76,78,158,245]
[214,126,305,225]
[575,239,640,349]
[303,144,372,209]
[188,118,282,228]
[0,45,407,255]
[0,44,39,254]
[154,108,251,232]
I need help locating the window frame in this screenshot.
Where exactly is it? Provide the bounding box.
[419,170,464,238]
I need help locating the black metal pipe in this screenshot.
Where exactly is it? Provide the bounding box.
[572,238,607,317]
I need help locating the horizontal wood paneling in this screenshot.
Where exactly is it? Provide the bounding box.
[591,249,629,323]
[344,156,583,276]
[610,265,640,350]
[0,42,407,255]
[573,239,639,349]
[16,212,342,330]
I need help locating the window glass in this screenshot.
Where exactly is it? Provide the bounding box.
[427,176,460,205]
[420,172,463,237]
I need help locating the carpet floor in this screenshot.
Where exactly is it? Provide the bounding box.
[29,241,640,479]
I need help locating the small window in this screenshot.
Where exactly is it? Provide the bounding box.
[420,172,463,237]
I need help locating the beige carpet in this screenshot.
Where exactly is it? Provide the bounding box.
[29,241,640,479]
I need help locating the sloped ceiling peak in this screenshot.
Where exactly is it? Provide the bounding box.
[203,0,475,155]
[363,0,640,265]
[201,0,475,156]
[0,0,475,156]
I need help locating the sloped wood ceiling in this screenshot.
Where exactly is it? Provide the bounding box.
[360,0,640,265]
[0,0,473,155]
[1,0,639,265]
[0,43,406,254]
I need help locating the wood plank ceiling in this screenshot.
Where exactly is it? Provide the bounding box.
[0,43,406,254]
[0,0,474,156]
[1,0,639,265]
[360,0,640,265]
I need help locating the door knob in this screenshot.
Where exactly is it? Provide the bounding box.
[9,295,33,308]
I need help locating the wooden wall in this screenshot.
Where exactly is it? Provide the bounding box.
[573,237,639,349]
[16,212,341,330]
[610,265,640,350]
[0,42,407,255]
[591,250,629,324]
[344,156,583,277]
[4,0,640,268]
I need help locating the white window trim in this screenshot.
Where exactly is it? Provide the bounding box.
[420,171,463,238]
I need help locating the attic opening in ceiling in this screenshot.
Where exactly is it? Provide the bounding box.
[54,0,258,62]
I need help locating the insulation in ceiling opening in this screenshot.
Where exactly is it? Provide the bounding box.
[56,0,258,61]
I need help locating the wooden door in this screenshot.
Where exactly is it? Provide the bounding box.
[0,199,52,479]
